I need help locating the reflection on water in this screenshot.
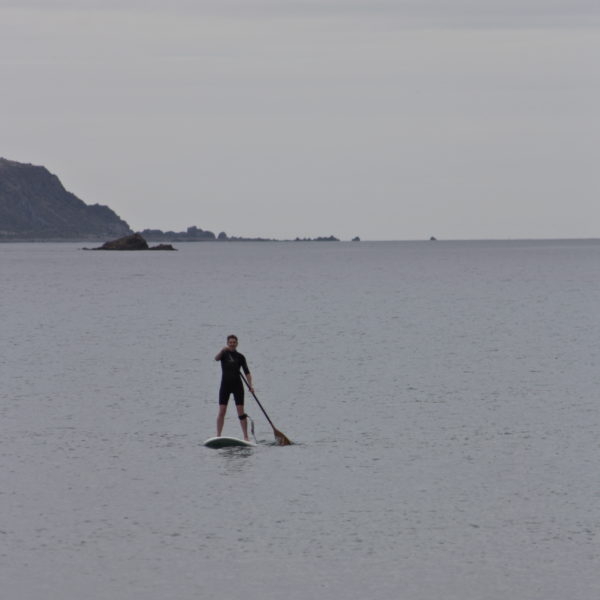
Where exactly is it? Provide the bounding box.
[216,447,256,474]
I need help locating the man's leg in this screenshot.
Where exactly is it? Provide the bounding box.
[216,404,227,436]
[236,405,249,440]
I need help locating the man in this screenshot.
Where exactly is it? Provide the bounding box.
[214,334,254,440]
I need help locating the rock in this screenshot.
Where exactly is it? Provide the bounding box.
[97,233,149,250]
[148,243,177,251]
[87,233,177,250]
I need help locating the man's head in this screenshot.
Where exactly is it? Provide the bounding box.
[226,335,238,350]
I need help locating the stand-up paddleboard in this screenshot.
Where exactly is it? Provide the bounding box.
[204,436,257,449]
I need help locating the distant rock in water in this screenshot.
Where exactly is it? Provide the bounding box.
[294,235,340,242]
[148,243,177,251]
[352,236,361,242]
[430,236,437,241]
[96,233,148,250]
[0,158,132,240]
[87,233,176,251]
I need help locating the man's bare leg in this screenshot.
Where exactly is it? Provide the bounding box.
[236,405,249,441]
[216,405,227,437]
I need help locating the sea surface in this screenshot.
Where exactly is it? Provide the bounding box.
[2,239,600,599]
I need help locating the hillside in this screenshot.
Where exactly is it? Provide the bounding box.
[0,158,132,240]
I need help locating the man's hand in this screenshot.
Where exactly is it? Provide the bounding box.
[215,347,231,361]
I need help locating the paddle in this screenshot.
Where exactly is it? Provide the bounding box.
[240,373,292,446]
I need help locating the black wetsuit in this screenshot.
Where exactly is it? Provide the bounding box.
[218,350,250,406]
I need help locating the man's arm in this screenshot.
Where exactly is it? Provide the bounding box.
[240,356,254,391]
[214,347,229,361]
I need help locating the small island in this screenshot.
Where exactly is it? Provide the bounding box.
[84,233,176,251]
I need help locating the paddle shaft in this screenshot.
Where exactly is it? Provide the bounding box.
[240,373,277,430]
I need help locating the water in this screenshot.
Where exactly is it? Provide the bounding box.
[2,240,600,599]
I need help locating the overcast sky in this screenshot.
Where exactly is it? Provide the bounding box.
[1,1,598,240]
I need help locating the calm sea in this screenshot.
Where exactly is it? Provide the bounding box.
[2,240,599,599]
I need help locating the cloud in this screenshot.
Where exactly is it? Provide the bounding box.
[2,1,600,27]
[1,0,598,239]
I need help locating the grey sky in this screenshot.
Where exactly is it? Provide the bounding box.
[1,1,598,239]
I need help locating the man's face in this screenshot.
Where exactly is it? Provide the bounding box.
[227,338,238,351]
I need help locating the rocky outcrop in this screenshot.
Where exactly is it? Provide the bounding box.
[0,158,132,240]
[87,233,176,250]
[97,233,149,250]
[294,235,340,242]
[148,243,177,251]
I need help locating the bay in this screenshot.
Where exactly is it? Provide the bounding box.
[2,240,599,599]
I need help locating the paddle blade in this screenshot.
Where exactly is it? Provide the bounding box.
[274,428,292,446]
